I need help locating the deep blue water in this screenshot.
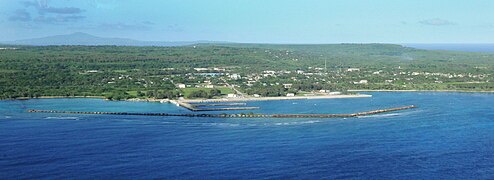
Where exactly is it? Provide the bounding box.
[1,92,494,179]
[403,44,494,52]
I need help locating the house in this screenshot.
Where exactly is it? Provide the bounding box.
[230,74,241,80]
[227,94,238,98]
[319,90,330,93]
[329,92,341,95]
[194,68,209,71]
[286,93,295,97]
[213,68,226,71]
[354,80,368,84]
[253,94,261,98]
[177,84,186,89]
[347,68,360,72]
[205,84,214,88]
[283,84,293,89]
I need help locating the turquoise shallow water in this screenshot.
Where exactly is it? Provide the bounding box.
[1,92,494,179]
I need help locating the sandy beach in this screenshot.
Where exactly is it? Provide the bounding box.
[181,94,372,103]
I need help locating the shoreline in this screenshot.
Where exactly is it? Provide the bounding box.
[181,94,372,103]
[5,94,371,102]
[348,89,494,93]
[5,89,494,101]
[10,96,106,100]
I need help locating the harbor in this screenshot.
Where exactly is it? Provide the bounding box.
[169,94,372,111]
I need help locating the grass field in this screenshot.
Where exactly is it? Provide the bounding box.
[180,87,234,97]
[126,91,138,97]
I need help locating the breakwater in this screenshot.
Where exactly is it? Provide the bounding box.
[27,105,416,118]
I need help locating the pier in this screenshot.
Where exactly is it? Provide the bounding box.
[194,103,247,107]
[27,105,416,119]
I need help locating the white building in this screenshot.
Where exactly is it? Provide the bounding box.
[354,80,368,84]
[253,94,261,97]
[286,93,295,97]
[329,92,341,95]
[283,84,293,88]
[347,68,360,72]
[230,74,241,80]
[177,84,186,88]
[227,94,238,98]
[194,68,209,71]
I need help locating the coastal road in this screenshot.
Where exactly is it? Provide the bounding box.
[220,78,249,98]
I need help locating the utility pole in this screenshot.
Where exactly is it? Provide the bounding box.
[325,59,327,72]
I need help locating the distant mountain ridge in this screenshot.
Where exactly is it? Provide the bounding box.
[6,32,226,46]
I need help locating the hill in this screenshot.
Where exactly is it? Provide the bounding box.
[6,32,223,46]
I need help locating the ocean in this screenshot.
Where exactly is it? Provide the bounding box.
[403,44,494,52]
[1,92,494,179]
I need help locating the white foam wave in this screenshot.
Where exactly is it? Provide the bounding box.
[273,120,321,126]
[208,123,241,127]
[358,109,423,119]
[44,116,79,120]
[357,113,402,118]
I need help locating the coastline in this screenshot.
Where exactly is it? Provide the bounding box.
[11,96,106,100]
[348,89,494,93]
[181,94,372,103]
[5,89,494,102]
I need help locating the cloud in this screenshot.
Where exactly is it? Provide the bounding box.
[22,0,84,14]
[98,22,152,31]
[164,24,184,32]
[21,1,40,8]
[10,0,85,24]
[419,18,456,26]
[39,7,84,14]
[34,15,85,24]
[477,23,494,28]
[9,9,32,22]
[142,21,155,25]
[88,0,119,10]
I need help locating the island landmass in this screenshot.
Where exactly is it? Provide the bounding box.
[1,44,493,101]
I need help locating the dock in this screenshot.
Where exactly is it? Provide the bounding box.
[194,103,247,107]
[27,105,416,119]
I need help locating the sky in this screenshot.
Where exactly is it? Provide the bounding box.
[0,0,493,43]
